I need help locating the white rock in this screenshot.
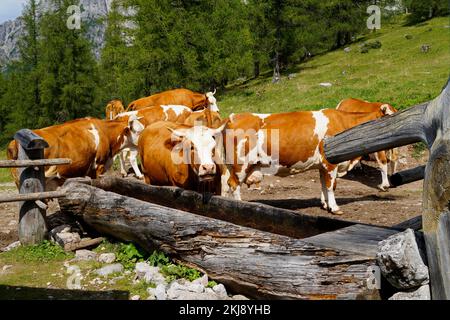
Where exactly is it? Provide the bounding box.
[192,274,208,287]
[389,285,431,300]
[376,229,429,289]
[75,250,97,261]
[130,295,140,301]
[212,284,228,297]
[95,263,124,277]
[154,284,167,300]
[98,253,116,264]
[135,262,151,278]
[187,283,205,294]
[319,82,333,87]
[1,241,20,252]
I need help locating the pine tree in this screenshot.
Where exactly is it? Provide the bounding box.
[0,0,42,140]
[38,0,98,125]
[98,0,134,107]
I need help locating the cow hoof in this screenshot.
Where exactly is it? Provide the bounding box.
[321,203,328,211]
[331,210,344,216]
[378,185,390,192]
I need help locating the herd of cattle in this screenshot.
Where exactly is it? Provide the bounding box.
[6,88,399,215]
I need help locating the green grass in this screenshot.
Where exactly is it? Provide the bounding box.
[219,17,450,116]
[0,150,13,184]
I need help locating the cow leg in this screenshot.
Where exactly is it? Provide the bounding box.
[129,149,144,179]
[319,170,329,211]
[320,167,343,215]
[387,149,398,176]
[118,150,128,177]
[375,151,390,191]
[220,166,232,197]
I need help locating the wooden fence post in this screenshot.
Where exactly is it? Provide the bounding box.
[14,129,49,245]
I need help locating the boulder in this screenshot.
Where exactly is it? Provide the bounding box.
[212,284,228,297]
[147,284,167,300]
[98,253,116,264]
[50,225,81,247]
[389,285,431,300]
[376,229,429,289]
[96,263,124,277]
[75,249,97,261]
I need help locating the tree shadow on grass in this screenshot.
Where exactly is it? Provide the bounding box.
[0,285,129,300]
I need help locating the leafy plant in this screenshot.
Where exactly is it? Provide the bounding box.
[115,243,146,270]
[2,241,73,263]
[160,264,202,282]
[207,281,218,288]
[148,250,170,267]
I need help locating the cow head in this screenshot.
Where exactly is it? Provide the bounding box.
[106,99,125,120]
[205,89,219,112]
[168,122,227,182]
[380,104,397,116]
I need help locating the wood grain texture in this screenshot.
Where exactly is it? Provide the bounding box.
[17,144,48,245]
[59,182,394,300]
[0,158,72,168]
[75,176,354,240]
[0,190,66,204]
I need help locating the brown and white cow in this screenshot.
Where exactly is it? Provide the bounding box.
[114,105,222,178]
[336,98,398,190]
[7,117,137,190]
[138,121,227,191]
[127,88,219,112]
[105,99,126,120]
[221,106,392,215]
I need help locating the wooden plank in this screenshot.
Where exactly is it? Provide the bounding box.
[14,129,49,150]
[59,182,384,300]
[390,165,425,187]
[0,190,66,203]
[74,176,355,240]
[392,215,422,231]
[0,158,72,168]
[64,237,105,252]
[324,102,428,164]
[303,224,400,257]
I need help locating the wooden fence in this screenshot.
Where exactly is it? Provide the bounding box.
[0,129,71,245]
[324,76,450,300]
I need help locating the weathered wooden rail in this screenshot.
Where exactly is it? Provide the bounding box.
[0,129,71,245]
[324,77,450,300]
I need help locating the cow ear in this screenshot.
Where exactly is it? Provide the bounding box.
[167,127,187,139]
[380,104,390,114]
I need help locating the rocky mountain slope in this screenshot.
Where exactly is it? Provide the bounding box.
[0,0,113,65]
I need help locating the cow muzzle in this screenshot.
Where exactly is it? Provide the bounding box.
[198,164,216,181]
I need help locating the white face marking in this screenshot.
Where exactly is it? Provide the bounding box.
[381,104,395,115]
[88,124,100,150]
[253,113,271,120]
[161,105,191,118]
[206,93,219,112]
[116,110,138,118]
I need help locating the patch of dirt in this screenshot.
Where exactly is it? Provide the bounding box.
[240,146,428,228]
[0,189,18,249]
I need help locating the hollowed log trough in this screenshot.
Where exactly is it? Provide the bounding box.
[59,177,404,300]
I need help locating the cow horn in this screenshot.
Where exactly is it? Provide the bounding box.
[212,88,217,95]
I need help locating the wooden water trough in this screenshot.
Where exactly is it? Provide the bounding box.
[59,176,412,300]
